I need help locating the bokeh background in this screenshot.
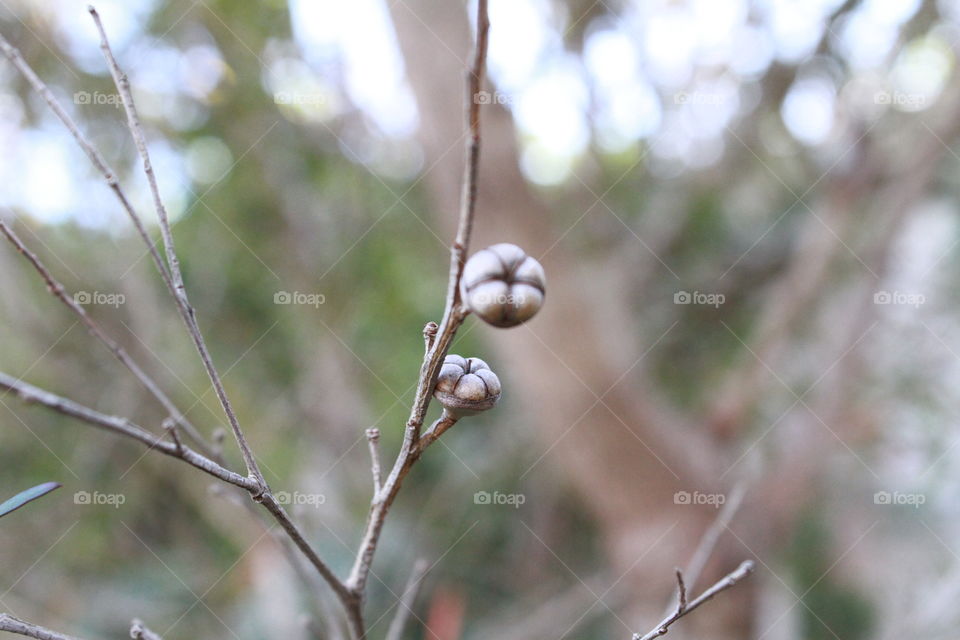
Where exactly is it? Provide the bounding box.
[2,0,960,638]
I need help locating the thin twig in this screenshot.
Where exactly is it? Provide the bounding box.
[0,370,356,613]
[0,32,175,305]
[0,613,82,640]
[344,4,490,619]
[0,371,256,491]
[129,619,163,640]
[366,428,383,494]
[416,410,459,452]
[632,560,754,640]
[676,482,746,600]
[674,569,686,612]
[385,559,430,640]
[162,417,183,454]
[87,6,267,493]
[0,220,214,457]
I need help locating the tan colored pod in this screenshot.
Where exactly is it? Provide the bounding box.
[460,243,545,327]
[433,354,502,416]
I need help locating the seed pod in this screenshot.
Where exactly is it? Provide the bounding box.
[460,243,545,328]
[433,354,501,416]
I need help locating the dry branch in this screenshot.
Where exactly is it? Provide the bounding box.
[632,560,754,640]
[0,614,82,640]
[87,6,266,493]
[384,559,430,640]
[342,5,491,635]
[0,220,213,457]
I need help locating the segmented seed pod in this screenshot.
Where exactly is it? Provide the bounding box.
[433,354,501,416]
[460,243,545,328]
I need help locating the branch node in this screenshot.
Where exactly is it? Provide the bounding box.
[162,417,183,454]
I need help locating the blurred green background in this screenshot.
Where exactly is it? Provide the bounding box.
[2,0,960,638]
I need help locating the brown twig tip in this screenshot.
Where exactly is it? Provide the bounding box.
[633,560,754,640]
[129,619,162,640]
[674,569,687,612]
[423,321,439,351]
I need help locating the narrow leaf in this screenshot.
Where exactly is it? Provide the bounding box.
[0,482,62,519]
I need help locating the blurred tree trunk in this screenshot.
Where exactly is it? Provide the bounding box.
[387,2,752,636]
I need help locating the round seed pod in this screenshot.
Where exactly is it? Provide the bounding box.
[433,354,501,416]
[460,243,546,328]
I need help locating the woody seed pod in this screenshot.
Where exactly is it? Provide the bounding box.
[433,354,501,416]
[460,243,545,328]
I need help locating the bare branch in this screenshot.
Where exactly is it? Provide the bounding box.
[129,619,163,640]
[0,371,355,617]
[344,4,491,616]
[0,220,214,457]
[0,613,82,640]
[87,6,266,493]
[678,482,746,597]
[416,410,459,452]
[0,33,175,306]
[632,560,754,640]
[0,371,256,491]
[385,559,430,640]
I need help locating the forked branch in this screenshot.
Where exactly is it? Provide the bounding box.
[632,561,754,640]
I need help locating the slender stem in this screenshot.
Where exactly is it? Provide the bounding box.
[366,428,383,494]
[0,33,174,300]
[385,559,430,640]
[0,220,214,457]
[0,372,256,491]
[87,7,267,493]
[344,2,490,616]
[0,614,82,640]
[0,371,357,621]
[416,410,459,451]
[661,482,746,617]
[632,561,754,640]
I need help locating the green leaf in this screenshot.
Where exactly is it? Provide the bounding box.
[0,482,62,519]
